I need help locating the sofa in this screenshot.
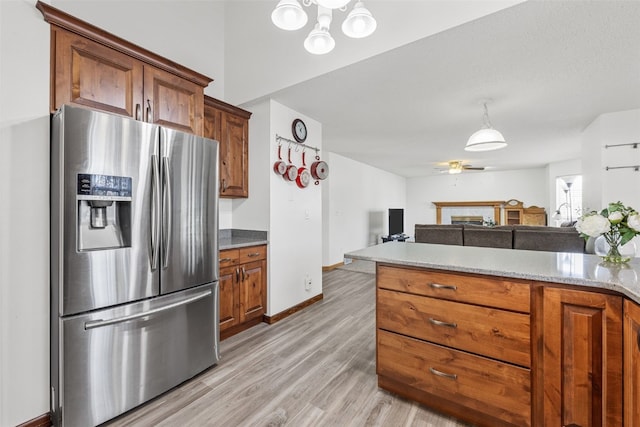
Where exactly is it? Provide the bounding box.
[414,223,586,253]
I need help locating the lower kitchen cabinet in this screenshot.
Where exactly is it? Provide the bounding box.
[540,286,623,427]
[218,245,266,339]
[624,299,640,426]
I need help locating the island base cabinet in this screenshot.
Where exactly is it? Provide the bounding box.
[377,330,531,427]
[624,299,640,426]
[540,287,623,427]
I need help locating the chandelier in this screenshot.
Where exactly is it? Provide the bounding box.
[271,0,377,55]
[465,100,507,152]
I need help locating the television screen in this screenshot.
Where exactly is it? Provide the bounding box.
[388,208,404,236]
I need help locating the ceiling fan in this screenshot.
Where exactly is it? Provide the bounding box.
[437,161,486,174]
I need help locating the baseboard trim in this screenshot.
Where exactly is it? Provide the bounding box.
[263,293,323,324]
[17,413,51,427]
[322,262,343,271]
[220,316,263,340]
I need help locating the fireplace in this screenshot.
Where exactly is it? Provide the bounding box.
[432,201,505,225]
[451,215,484,225]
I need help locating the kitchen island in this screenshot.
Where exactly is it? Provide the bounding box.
[346,242,640,427]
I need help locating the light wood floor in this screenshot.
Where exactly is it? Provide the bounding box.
[105,269,469,427]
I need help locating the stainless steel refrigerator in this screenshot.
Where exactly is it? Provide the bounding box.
[50,105,220,427]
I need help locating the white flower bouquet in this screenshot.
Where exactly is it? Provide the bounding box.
[576,201,640,263]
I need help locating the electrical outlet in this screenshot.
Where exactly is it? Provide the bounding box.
[304,275,312,291]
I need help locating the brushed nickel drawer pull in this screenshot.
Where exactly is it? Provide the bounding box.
[429,318,457,328]
[429,367,457,380]
[220,257,233,263]
[247,252,261,257]
[430,283,457,291]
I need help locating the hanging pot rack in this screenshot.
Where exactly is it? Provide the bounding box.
[275,134,320,154]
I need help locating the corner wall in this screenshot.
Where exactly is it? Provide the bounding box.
[322,153,406,267]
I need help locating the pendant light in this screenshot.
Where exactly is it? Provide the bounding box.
[465,101,507,152]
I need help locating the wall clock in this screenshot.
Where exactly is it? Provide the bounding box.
[292,118,307,143]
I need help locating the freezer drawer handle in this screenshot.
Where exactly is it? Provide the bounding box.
[84,289,211,330]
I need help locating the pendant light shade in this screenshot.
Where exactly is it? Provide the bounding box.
[316,0,351,9]
[465,102,507,152]
[342,1,376,38]
[304,24,336,54]
[271,0,308,31]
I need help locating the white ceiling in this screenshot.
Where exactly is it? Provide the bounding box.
[228,1,640,178]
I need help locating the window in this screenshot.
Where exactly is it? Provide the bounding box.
[554,175,582,224]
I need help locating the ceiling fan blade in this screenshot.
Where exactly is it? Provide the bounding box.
[462,166,485,170]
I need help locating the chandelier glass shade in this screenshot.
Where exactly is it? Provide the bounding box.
[304,24,336,54]
[271,0,376,54]
[271,0,308,31]
[465,102,507,152]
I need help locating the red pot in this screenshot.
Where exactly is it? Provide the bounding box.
[310,160,329,180]
[296,167,311,188]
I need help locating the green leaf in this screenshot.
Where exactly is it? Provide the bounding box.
[621,227,637,246]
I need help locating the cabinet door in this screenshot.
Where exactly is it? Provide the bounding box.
[219,266,240,332]
[219,112,249,198]
[239,260,265,323]
[625,299,640,426]
[203,103,222,142]
[53,28,143,117]
[542,287,623,427]
[143,66,204,135]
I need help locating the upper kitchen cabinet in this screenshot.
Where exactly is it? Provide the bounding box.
[204,96,252,198]
[38,1,211,136]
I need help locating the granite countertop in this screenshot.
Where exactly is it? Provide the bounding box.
[345,241,640,304]
[219,229,268,250]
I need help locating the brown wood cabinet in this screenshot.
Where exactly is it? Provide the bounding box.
[377,265,532,427]
[540,287,623,427]
[204,96,251,198]
[218,245,266,339]
[522,206,547,225]
[624,299,640,426]
[39,1,210,136]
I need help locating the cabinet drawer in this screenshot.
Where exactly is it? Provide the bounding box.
[219,249,239,267]
[378,265,530,313]
[377,329,531,427]
[239,245,266,263]
[378,289,531,367]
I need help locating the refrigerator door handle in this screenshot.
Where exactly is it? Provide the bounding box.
[151,154,161,270]
[162,156,172,269]
[84,288,212,330]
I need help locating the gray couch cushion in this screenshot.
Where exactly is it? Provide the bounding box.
[512,225,585,253]
[414,224,464,246]
[463,225,513,249]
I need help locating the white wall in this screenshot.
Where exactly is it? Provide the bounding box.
[582,109,640,211]
[322,153,406,267]
[0,2,226,425]
[406,168,548,234]
[0,2,50,425]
